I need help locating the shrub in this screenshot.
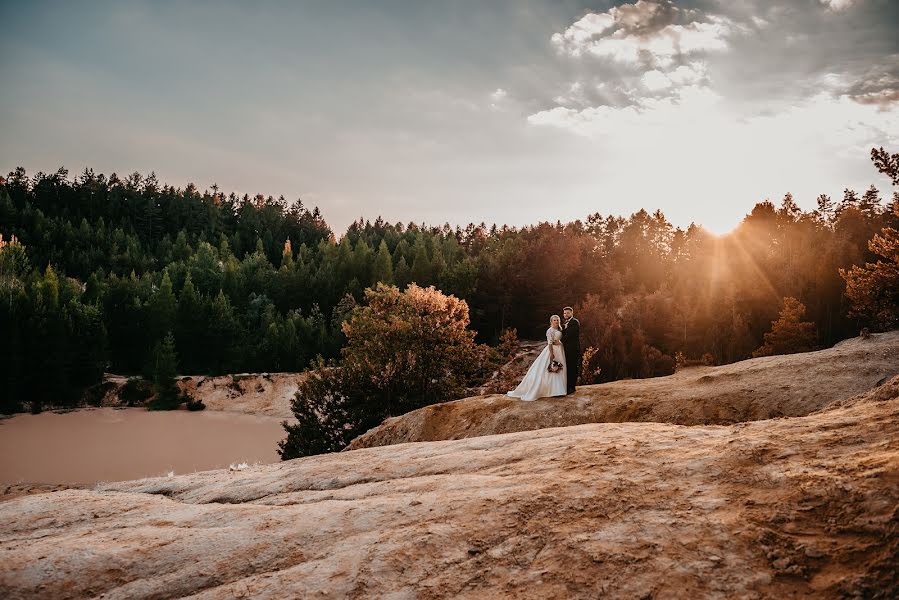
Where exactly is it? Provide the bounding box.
[498,327,519,358]
[121,377,153,405]
[185,392,205,411]
[280,284,482,458]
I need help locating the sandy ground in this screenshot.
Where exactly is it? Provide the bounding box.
[1,376,897,599]
[348,331,899,450]
[0,408,286,486]
[100,372,303,419]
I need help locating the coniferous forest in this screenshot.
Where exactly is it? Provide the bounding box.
[1,149,897,414]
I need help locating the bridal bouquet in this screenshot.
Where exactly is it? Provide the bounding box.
[548,359,563,373]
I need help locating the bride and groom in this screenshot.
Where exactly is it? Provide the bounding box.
[508,307,581,402]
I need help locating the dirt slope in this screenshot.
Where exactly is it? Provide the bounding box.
[1,377,897,599]
[348,331,899,450]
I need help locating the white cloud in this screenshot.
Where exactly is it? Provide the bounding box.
[554,81,589,106]
[820,0,857,11]
[489,88,508,110]
[641,70,672,90]
[551,2,741,67]
[641,61,709,92]
[528,83,722,136]
[668,61,708,85]
[550,13,615,51]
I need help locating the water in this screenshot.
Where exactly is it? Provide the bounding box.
[0,408,288,485]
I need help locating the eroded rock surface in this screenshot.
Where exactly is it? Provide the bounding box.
[349,331,899,450]
[1,377,897,599]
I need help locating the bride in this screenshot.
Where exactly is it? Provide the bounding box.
[507,315,567,401]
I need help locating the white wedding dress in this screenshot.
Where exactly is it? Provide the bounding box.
[507,327,567,401]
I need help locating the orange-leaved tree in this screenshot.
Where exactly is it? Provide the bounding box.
[279,283,489,458]
[840,147,899,330]
[752,297,817,357]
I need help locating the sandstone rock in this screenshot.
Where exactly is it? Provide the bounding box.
[1,380,897,599]
[348,331,899,450]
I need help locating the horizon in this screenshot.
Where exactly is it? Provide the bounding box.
[1,0,897,235]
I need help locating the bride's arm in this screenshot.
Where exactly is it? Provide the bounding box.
[547,328,556,361]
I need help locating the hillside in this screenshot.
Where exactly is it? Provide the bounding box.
[1,375,897,599]
[348,331,899,450]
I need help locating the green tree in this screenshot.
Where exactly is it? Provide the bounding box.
[394,256,411,289]
[175,273,204,372]
[147,332,180,410]
[147,269,176,343]
[371,240,394,285]
[409,237,431,285]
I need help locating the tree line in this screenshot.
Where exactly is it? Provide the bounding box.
[1,148,897,413]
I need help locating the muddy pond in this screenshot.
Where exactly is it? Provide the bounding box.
[0,408,287,485]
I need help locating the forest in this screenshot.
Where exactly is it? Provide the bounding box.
[1,149,897,414]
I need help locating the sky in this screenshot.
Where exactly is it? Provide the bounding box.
[1,0,897,234]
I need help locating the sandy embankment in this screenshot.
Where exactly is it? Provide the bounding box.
[99,371,304,419]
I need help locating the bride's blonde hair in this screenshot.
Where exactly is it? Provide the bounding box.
[549,314,561,328]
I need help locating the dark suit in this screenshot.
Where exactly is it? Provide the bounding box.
[562,317,581,394]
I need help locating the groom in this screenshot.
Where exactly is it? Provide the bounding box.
[561,306,581,395]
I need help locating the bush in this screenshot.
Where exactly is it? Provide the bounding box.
[280,284,482,459]
[184,389,205,411]
[121,377,153,405]
[498,327,519,358]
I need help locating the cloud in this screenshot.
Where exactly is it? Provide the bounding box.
[527,85,898,177]
[551,1,743,68]
[820,0,857,11]
[844,67,899,109]
[527,83,722,136]
[815,65,899,110]
[641,61,709,92]
[641,70,672,91]
[489,88,508,110]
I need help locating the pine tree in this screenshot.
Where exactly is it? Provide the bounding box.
[207,290,239,374]
[372,240,394,285]
[176,273,203,372]
[859,185,881,218]
[841,228,899,329]
[353,239,373,285]
[394,256,411,289]
[148,332,180,410]
[836,188,860,217]
[752,297,817,357]
[147,270,176,343]
[815,194,834,223]
[410,238,431,285]
[841,152,899,329]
